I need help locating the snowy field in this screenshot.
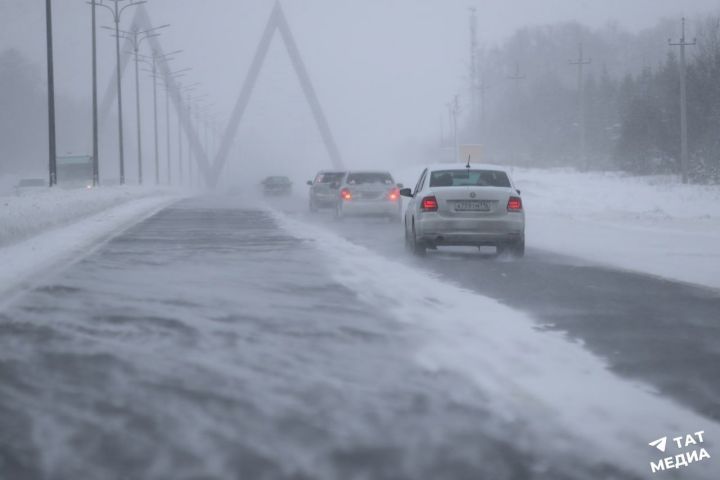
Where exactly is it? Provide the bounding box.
[395,166,720,290]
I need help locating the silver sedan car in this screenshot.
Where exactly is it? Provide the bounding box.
[401,164,525,256]
[335,171,403,220]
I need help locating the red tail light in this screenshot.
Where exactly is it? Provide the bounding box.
[388,188,400,201]
[340,188,352,201]
[421,196,438,212]
[507,196,523,211]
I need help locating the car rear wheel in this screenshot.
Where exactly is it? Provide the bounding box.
[411,221,426,256]
[498,236,525,258]
[334,203,344,221]
[512,236,525,258]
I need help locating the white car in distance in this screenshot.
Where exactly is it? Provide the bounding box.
[400,164,525,257]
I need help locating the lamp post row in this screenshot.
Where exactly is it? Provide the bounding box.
[44,0,211,188]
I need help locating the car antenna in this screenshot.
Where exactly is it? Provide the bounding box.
[466,154,471,170]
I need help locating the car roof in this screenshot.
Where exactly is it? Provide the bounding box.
[346,170,393,175]
[423,163,511,173]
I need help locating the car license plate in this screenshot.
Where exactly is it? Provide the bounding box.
[454,200,490,211]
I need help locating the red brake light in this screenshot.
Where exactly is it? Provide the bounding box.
[507,196,523,211]
[421,196,438,212]
[388,188,400,201]
[340,188,352,201]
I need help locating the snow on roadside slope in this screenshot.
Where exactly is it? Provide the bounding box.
[0,186,174,247]
[513,168,720,290]
[273,209,719,479]
[0,189,179,301]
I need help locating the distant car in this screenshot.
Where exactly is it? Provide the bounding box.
[307,171,346,212]
[401,164,525,257]
[261,176,292,196]
[335,171,403,220]
[14,178,46,196]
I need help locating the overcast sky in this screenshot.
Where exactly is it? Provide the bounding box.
[1,0,718,176]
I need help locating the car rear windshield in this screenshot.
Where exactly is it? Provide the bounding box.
[429,170,511,188]
[316,172,345,183]
[266,176,289,184]
[346,172,394,185]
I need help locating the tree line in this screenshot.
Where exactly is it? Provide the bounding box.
[464,14,720,183]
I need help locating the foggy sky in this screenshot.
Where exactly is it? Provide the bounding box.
[1,0,718,178]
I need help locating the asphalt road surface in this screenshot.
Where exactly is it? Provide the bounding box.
[0,195,718,479]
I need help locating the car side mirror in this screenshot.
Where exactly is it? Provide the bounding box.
[399,188,413,198]
[306,180,313,186]
[396,183,403,188]
[516,189,521,195]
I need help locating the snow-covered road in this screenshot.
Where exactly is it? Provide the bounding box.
[0,194,718,479]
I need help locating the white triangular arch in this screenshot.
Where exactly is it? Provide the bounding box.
[209,1,345,186]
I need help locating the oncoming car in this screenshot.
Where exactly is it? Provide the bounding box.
[401,164,525,257]
[307,171,346,212]
[335,171,403,220]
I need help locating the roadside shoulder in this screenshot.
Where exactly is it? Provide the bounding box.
[0,194,179,304]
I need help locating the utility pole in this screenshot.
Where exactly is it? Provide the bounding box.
[469,7,479,136]
[45,0,57,187]
[96,0,145,185]
[570,42,591,171]
[447,95,460,162]
[90,0,99,186]
[476,71,490,142]
[507,62,525,88]
[669,18,696,184]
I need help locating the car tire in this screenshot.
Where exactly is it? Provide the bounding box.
[498,236,525,258]
[309,198,318,213]
[334,203,344,221]
[411,221,426,256]
[511,235,525,258]
[404,218,413,252]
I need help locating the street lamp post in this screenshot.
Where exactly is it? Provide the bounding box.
[178,83,199,186]
[114,24,167,185]
[89,0,99,186]
[162,66,190,184]
[96,0,145,185]
[45,0,57,187]
[139,48,177,185]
